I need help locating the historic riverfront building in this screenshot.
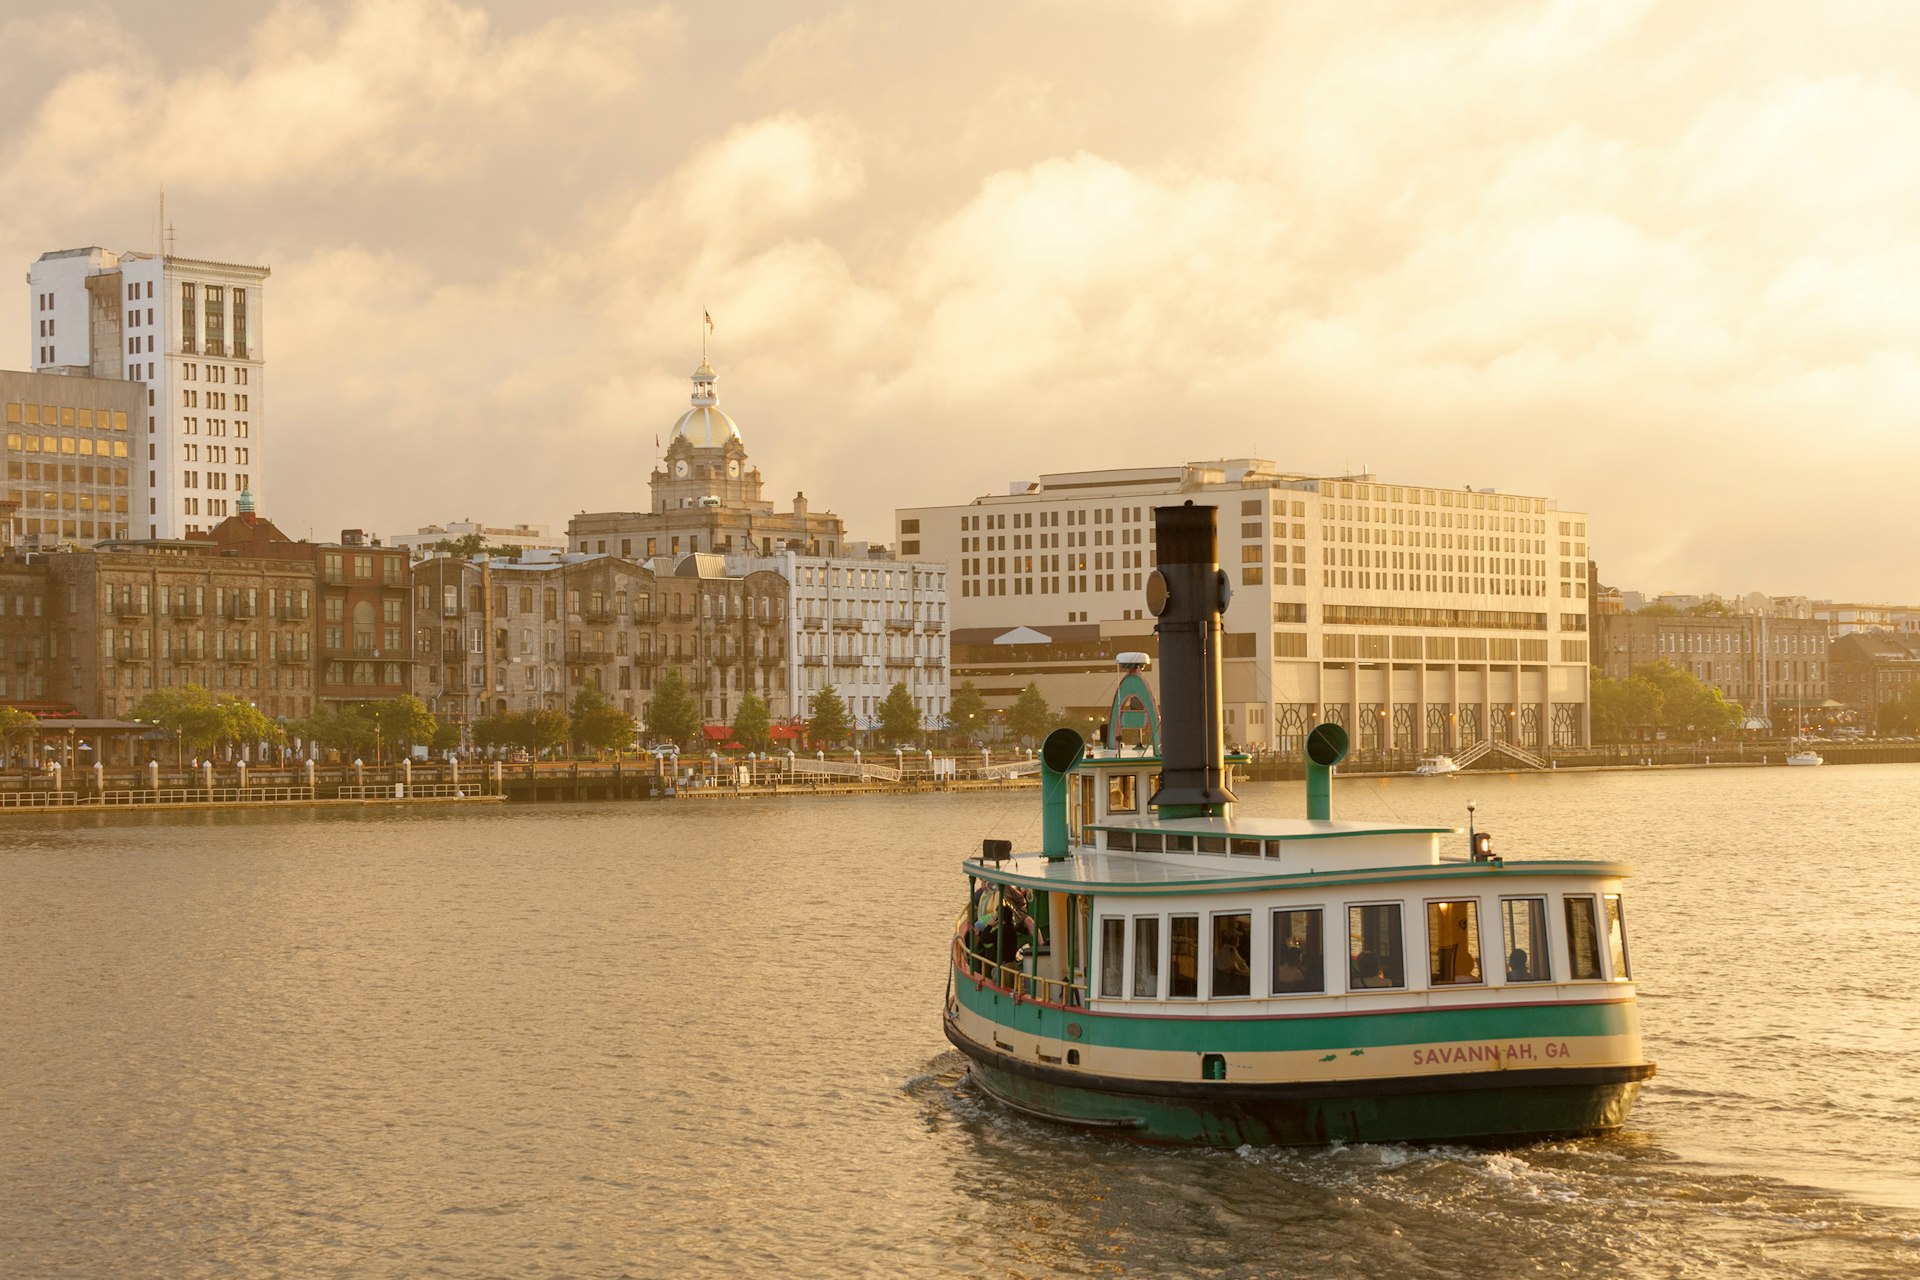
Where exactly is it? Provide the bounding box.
[1595,610,1831,731]
[899,461,1595,755]
[567,361,845,559]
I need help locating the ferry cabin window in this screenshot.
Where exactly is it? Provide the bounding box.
[1099,917,1126,998]
[1109,773,1138,813]
[1211,911,1252,998]
[1132,917,1161,998]
[1078,775,1096,836]
[1565,896,1605,980]
[1271,908,1324,994]
[1347,904,1406,989]
[1604,894,1631,979]
[1427,900,1483,984]
[1501,898,1552,982]
[1169,915,1200,998]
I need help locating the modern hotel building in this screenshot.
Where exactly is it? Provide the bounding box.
[897,460,1593,754]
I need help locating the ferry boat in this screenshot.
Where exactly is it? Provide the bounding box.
[943,503,1654,1146]
[1413,754,1461,777]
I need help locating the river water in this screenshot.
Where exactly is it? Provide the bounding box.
[3,766,1918,1278]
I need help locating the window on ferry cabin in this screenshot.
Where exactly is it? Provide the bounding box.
[1565,896,1605,979]
[1347,904,1406,989]
[1100,918,1125,998]
[1169,915,1200,998]
[1211,911,1252,998]
[1501,898,1552,982]
[1109,773,1137,813]
[1604,894,1631,979]
[1270,908,1324,994]
[1426,900,1484,984]
[1131,917,1160,998]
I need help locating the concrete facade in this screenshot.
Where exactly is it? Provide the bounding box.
[899,461,1595,754]
[30,246,269,539]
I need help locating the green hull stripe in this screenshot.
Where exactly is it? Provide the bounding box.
[954,976,1633,1052]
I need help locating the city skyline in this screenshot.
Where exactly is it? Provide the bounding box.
[5,1,1918,601]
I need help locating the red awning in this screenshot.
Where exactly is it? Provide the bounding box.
[702,725,732,741]
[769,724,800,740]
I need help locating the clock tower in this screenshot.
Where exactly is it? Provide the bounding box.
[651,359,762,513]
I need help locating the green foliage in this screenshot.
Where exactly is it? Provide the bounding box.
[430,722,464,753]
[0,705,39,757]
[568,686,635,756]
[135,685,286,754]
[432,532,524,562]
[877,682,921,746]
[646,668,702,749]
[1006,682,1054,744]
[292,705,376,758]
[948,681,988,744]
[369,696,437,755]
[730,693,773,753]
[519,708,572,757]
[808,684,851,749]
[1589,661,1742,742]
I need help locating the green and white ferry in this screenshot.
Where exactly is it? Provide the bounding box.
[943,503,1654,1146]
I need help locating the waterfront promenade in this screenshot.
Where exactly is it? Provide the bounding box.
[5,736,1912,814]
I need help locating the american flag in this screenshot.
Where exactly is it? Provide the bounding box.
[703,309,713,333]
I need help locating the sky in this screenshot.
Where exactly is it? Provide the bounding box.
[4,0,1917,602]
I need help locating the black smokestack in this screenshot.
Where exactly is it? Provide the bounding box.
[1149,502,1235,814]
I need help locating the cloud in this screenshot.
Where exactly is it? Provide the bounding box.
[0,0,677,202]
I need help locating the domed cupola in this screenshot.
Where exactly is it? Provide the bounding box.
[669,360,744,448]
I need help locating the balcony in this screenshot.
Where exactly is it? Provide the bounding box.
[174,601,201,617]
[277,651,306,665]
[802,655,825,667]
[119,650,150,663]
[283,605,311,620]
[113,602,147,619]
[754,614,781,627]
[232,602,256,618]
[322,571,348,586]
[442,605,463,617]
[886,656,913,669]
[886,618,913,632]
[802,617,824,630]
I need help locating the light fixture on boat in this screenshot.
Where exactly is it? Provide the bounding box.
[1115,651,1151,672]
[980,838,1012,864]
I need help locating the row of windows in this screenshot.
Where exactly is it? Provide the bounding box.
[1095,895,1629,1002]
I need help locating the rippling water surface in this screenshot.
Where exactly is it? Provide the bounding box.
[3,765,1918,1278]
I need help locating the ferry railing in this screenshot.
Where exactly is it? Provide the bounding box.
[952,935,1083,1007]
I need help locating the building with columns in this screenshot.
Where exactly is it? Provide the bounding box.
[899,461,1595,756]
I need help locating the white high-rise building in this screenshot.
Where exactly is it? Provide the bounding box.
[29,246,269,539]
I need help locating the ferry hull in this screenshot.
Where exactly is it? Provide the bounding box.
[947,1019,1649,1146]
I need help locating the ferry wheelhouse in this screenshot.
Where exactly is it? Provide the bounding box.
[943,503,1654,1146]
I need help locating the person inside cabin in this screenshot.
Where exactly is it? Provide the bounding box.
[1508,947,1531,982]
[1274,944,1306,989]
[1352,950,1391,988]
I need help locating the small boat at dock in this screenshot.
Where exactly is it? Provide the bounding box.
[1414,755,1461,777]
[1785,749,1824,767]
[942,503,1654,1147]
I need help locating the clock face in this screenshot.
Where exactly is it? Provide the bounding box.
[675,459,689,477]
[727,460,739,477]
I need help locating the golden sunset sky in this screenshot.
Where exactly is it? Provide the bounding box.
[5,0,1915,600]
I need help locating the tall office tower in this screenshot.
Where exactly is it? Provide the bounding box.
[29,245,270,539]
